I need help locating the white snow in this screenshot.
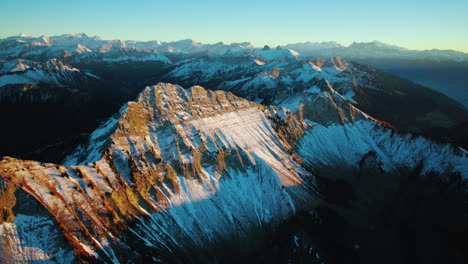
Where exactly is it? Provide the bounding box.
[0,59,84,88]
[250,48,301,61]
[0,59,33,73]
[297,120,468,177]
[188,107,303,187]
[132,164,296,251]
[0,214,76,263]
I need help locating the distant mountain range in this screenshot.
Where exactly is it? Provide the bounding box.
[283,41,468,107]
[0,33,253,62]
[2,34,466,107]
[284,40,468,62]
[2,34,467,64]
[1,34,465,61]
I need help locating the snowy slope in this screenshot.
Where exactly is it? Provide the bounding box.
[297,120,468,177]
[0,214,76,263]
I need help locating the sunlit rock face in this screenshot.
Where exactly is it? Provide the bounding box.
[0,83,314,263]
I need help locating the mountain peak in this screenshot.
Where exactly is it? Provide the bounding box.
[250,47,300,61]
[284,41,345,50]
[69,33,88,38]
[18,33,32,38]
[171,39,200,46]
[349,40,406,50]
[0,79,313,262]
[121,83,255,132]
[63,82,263,165]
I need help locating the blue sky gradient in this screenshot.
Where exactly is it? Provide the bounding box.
[1,0,467,52]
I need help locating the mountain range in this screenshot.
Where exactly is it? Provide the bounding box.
[2,33,467,107]
[284,40,468,62]
[0,34,467,264]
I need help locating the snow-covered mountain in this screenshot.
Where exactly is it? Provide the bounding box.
[0,34,467,263]
[0,82,466,263]
[0,83,312,262]
[0,58,89,88]
[0,58,97,106]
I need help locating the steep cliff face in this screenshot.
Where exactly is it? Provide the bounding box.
[0,83,313,263]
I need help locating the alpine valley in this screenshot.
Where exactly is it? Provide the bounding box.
[0,34,467,264]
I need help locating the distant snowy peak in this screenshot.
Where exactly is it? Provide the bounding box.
[47,33,101,48]
[0,58,78,74]
[168,38,201,47]
[62,33,89,38]
[91,47,172,63]
[49,33,91,42]
[0,58,88,88]
[98,39,128,52]
[124,39,163,50]
[158,39,254,55]
[44,58,79,71]
[248,48,301,61]
[0,59,37,74]
[348,40,407,51]
[75,44,92,53]
[18,33,32,38]
[286,41,345,50]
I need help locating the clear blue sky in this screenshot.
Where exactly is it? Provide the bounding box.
[1,0,467,52]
